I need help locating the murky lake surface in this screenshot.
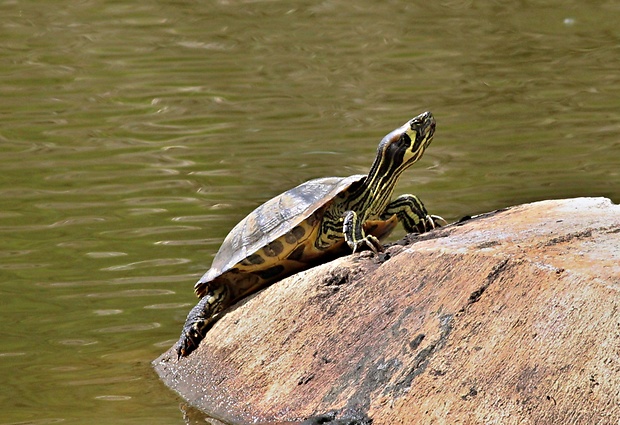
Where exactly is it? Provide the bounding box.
[1,0,618,423]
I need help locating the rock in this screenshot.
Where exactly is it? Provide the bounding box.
[153,197,620,425]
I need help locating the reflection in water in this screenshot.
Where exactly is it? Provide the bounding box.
[0,0,618,423]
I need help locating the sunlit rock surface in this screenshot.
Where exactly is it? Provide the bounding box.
[154,197,620,425]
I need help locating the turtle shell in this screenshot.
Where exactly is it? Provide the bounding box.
[194,174,366,294]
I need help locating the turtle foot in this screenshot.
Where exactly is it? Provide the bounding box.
[176,299,216,359]
[177,320,207,360]
[176,285,230,359]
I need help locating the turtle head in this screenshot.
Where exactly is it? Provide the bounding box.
[376,111,435,174]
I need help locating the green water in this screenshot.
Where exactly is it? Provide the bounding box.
[1,0,618,423]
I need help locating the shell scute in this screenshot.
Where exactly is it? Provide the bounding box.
[240,253,264,266]
[263,240,284,257]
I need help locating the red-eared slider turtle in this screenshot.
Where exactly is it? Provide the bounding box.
[177,111,443,358]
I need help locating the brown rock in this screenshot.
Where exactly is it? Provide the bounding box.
[154,197,620,425]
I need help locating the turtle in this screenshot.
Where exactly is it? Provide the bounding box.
[176,111,444,358]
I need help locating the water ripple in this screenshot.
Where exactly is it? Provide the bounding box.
[93,309,123,316]
[95,395,132,401]
[0,217,107,232]
[172,214,223,222]
[154,238,220,246]
[122,196,200,206]
[100,258,190,271]
[44,167,181,182]
[95,322,161,333]
[0,263,49,270]
[126,208,168,216]
[143,302,190,310]
[34,202,111,210]
[38,273,196,288]
[81,289,174,299]
[153,339,178,349]
[100,225,201,237]
[0,250,33,259]
[66,375,141,386]
[85,252,128,259]
[0,352,27,358]
[57,339,99,346]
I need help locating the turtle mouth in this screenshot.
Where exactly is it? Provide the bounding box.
[421,114,436,143]
[427,120,436,138]
[413,111,435,139]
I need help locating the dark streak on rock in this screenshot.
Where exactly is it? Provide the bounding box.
[409,333,425,351]
[544,230,593,247]
[297,373,315,385]
[375,251,391,264]
[461,386,478,400]
[324,267,350,286]
[300,408,373,425]
[387,313,454,396]
[456,215,472,224]
[466,258,510,307]
[476,240,500,249]
[456,208,507,226]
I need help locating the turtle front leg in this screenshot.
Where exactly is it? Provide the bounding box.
[382,194,446,233]
[343,210,384,254]
[176,284,231,359]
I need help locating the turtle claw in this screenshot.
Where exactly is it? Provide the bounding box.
[176,323,204,359]
[364,235,385,254]
[410,214,446,234]
[350,235,384,255]
[428,214,448,229]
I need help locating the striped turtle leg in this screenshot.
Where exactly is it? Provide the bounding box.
[176,283,231,358]
[382,194,445,234]
[343,210,384,254]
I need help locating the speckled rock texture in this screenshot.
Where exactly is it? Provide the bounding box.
[154,197,620,425]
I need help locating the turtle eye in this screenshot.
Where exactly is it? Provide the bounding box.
[409,118,421,132]
[399,132,412,148]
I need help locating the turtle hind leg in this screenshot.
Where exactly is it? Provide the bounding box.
[382,194,445,234]
[176,284,231,359]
